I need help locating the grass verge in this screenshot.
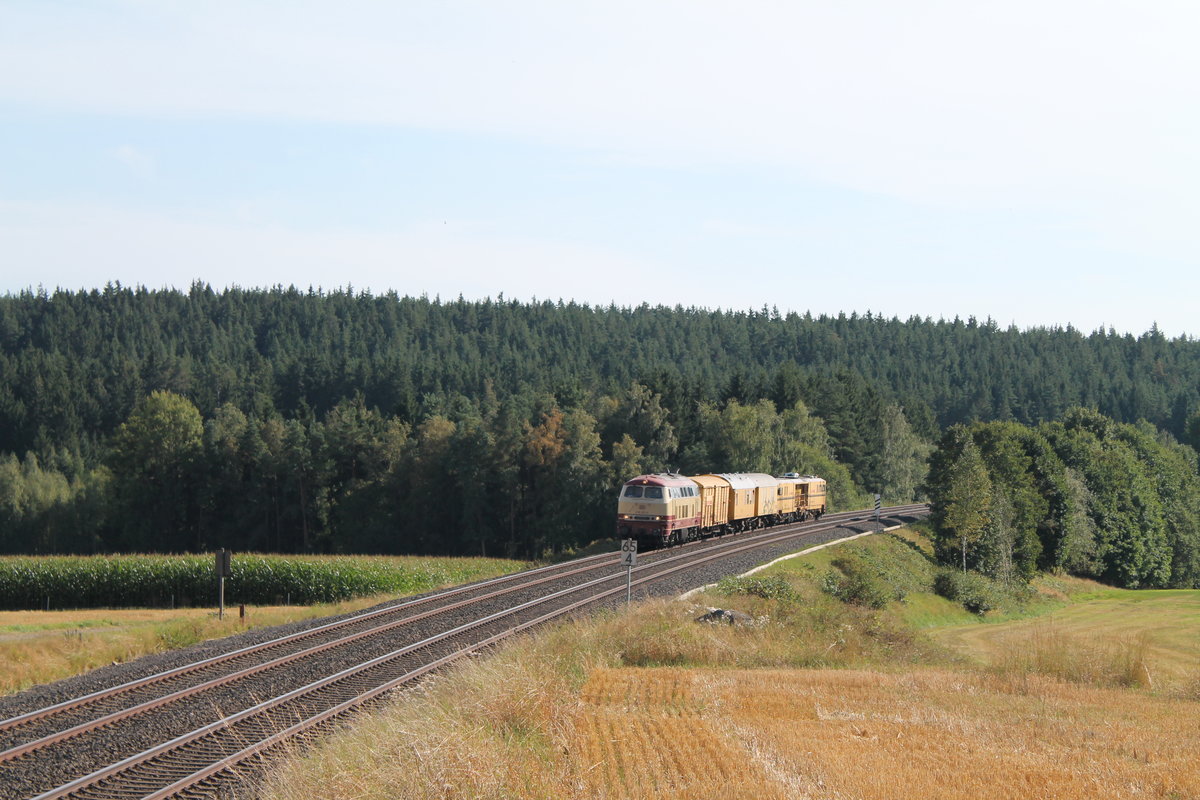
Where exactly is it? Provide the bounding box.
[0,596,395,696]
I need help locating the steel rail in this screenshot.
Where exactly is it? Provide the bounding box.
[0,553,634,765]
[143,504,922,798]
[29,504,927,800]
[0,550,619,738]
[30,535,692,800]
[93,505,931,799]
[2,504,897,742]
[6,503,883,762]
[150,512,889,800]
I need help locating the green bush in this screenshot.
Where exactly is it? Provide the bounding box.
[820,558,893,609]
[933,568,1000,615]
[714,574,797,602]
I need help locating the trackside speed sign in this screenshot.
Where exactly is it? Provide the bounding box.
[620,538,638,567]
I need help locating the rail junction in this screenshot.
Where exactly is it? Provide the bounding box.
[0,504,928,799]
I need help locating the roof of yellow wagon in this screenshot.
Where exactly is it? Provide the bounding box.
[688,474,729,489]
[778,474,826,485]
[738,472,779,488]
[694,472,772,490]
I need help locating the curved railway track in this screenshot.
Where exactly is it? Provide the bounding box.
[1,503,928,800]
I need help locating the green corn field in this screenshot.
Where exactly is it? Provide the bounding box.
[0,554,525,610]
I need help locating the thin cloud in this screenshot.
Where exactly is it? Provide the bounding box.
[0,200,662,306]
[111,145,155,178]
[3,3,1196,204]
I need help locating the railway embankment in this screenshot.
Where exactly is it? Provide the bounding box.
[0,509,915,798]
[257,527,1200,800]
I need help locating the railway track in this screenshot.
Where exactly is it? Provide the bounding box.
[1,503,928,800]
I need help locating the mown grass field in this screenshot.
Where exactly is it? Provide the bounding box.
[0,555,526,695]
[258,530,1200,800]
[929,586,1200,690]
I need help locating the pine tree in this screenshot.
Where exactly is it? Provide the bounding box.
[927,426,993,572]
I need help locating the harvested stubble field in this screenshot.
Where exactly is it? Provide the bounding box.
[574,666,1198,800]
[259,532,1200,800]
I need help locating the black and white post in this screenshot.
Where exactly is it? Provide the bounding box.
[874,494,882,527]
[620,539,637,606]
[215,548,232,620]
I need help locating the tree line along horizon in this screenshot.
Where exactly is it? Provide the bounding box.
[1,285,1198,589]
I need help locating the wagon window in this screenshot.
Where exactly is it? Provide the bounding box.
[624,486,644,498]
[644,487,663,499]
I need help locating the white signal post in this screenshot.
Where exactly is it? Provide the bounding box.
[874,493,881,523]
[620,539,637,605]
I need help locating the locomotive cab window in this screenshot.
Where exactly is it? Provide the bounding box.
[643,487,663,499]
[623,486,644,498]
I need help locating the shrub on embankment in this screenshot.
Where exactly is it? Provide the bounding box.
[0,554,522,610]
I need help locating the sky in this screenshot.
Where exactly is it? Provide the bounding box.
[1,1,1197,337]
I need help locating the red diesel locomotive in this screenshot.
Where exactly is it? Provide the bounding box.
[615,471,827,548]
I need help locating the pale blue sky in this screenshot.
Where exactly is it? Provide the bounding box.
[2,1,1197,335]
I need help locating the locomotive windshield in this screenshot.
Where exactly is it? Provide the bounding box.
[622,485,664,499]
[623,486,643,498]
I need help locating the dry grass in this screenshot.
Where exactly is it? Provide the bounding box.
[258,587,1200,800]
[259,638,585,800]
[0,596,395,695]
[994,624,1156,688]
[252,532,1200,798]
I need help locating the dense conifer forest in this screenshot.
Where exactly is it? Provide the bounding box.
[2,284,1198,586]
